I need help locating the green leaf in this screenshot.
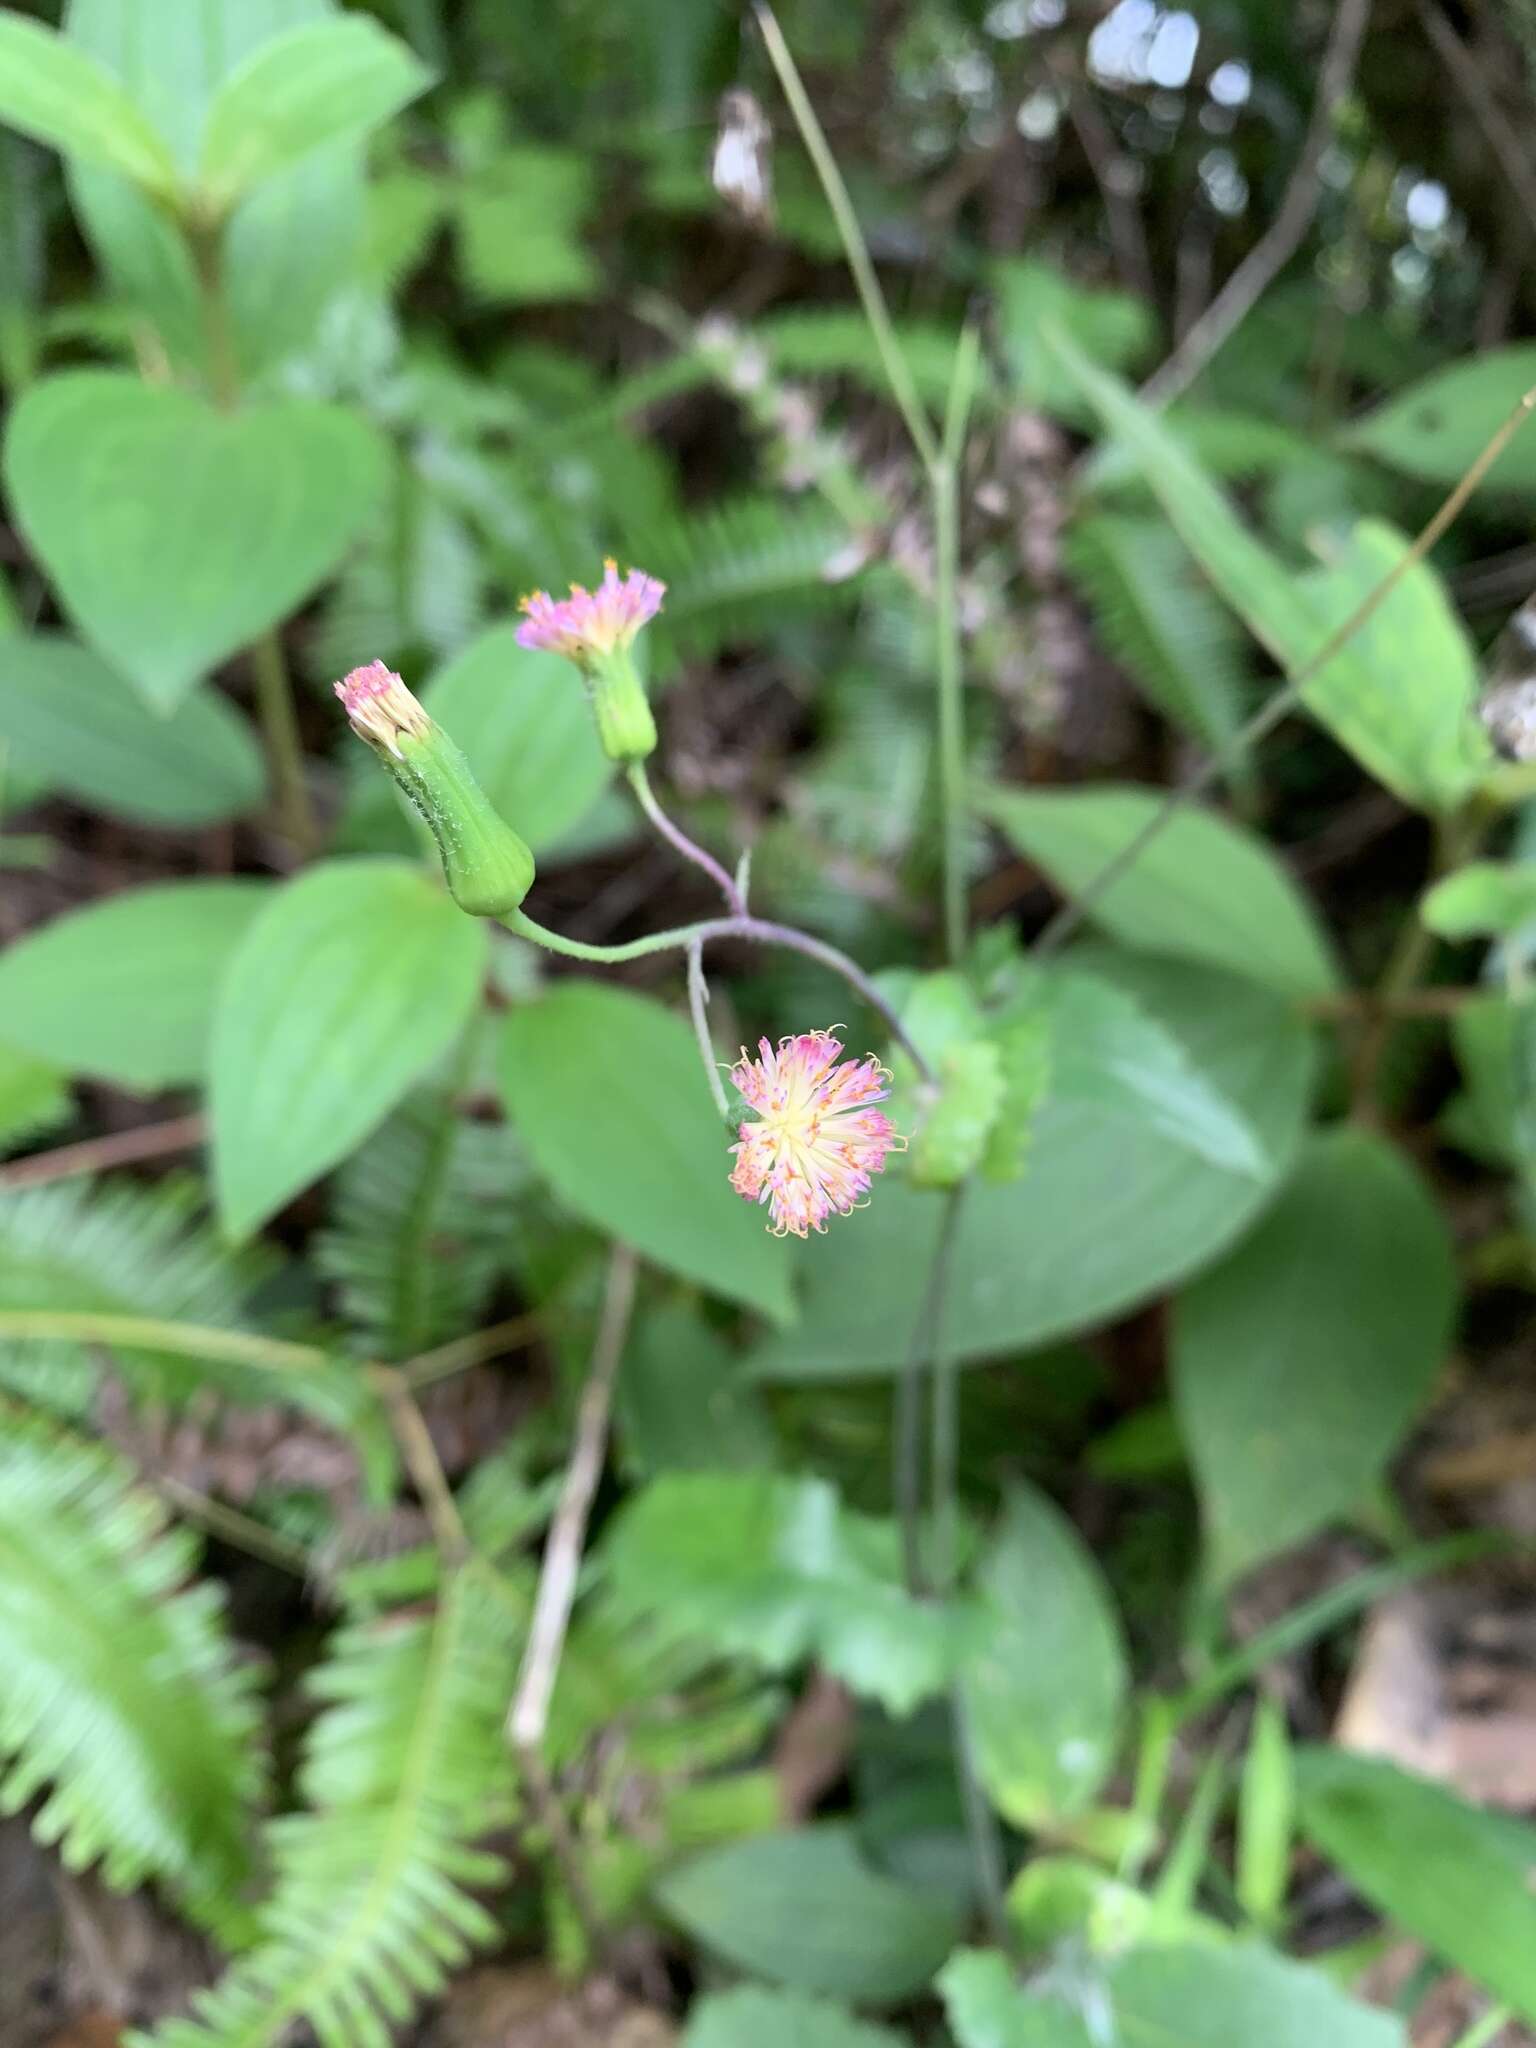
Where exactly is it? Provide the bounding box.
[66,0,369,380]
[994,258,1154,420]
[615,1304,774,1477]
[1346,346,1536,493]
[1025,968,1268,1179]
[1299,520,1489,812]
[0,1044,69,1156]
[144,1571,518,2048]
[1422,860,1536,938]
[197,17,430,214]
[1049,331,1487,811]
[1064,514,1251,765]
[1237,1694,1294,1929]
[1445,994,1536,1171]
[684,1988,908,2048]
[1297,1749,1536,2021]
[0,634,262,826]
[0,1176,366,1428]
[603,1472,967,1714]
[961,1484,1128,1828]
[210,860,487,1239]
[940,1942,1403,2048]
[499,982,792,1320]
[422,624,610,853]
[1172,1129,1457,1584]
[910,1041,1006,1189]
[0,882,271,1090]
[0,11,179,199]
[453,145,597,303]
[0,1406,264,1932]
[4,374,387,712]
[982,784,1338,998]
[750,951,1312,1380]
[657,1826,962,2004]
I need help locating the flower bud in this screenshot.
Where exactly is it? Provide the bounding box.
[335,661,535,917]
[515,560,665,764]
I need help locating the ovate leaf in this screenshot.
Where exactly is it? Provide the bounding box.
[1422,860,1536,939]
[197,17,431,215]
[683,1987,907,2048]
[1300,520,1489,812]
[940,1942,1403,2048]
[1172,1129,1457,1584]
[0,882,271,1089]
[0,11,178,198]
[499,982,792,1320]
[4,375,386,711]
[1296,1749,1536,2022]
[982,784,1338,998]
[211,861,486,1238]
[750,952,1311,1379]
[961,1484,1128,1827]
[1346,346,1536,493]
[658,1827,962,2004]
[0,635,262,827]
[1049,331,1487,811]
[603,1472,965,1714]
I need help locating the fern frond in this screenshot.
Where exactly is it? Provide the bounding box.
[142,1569,520,2048]
[0,1404,263,1930]
[753,307,981,411]
[0,1176,369,1431]
[1064,513,1252,767]
[316,1093,525,1360]
[649,495,858,661]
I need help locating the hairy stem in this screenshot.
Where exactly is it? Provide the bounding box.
[627,763,744,912]
[504,907,934,1083]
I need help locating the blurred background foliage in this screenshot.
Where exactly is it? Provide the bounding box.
[7,2,1536,2047]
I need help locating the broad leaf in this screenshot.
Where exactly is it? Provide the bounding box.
[210,860,486,1238]
[961,1484,1128,1827]
[0,634,262,826]
[499,982,793,1320]
[1300,520,1489,812]
[0,1044,69,1155]
[684,1988,907,2048]
[65,0,370,380]
[423,624,610,852]
[1346,346,1536,493]
[603,1472,967,1714]
[983,784,1338,999]
[750,950,1312,1379]
[1297,1749,1536,2022]
[197,17,430,214]
[4,373,386,711]
[940,1942,1402,2048]
[615,1305,774,1476]
[0,882,271,1090]
[0,10,178,198]
[1025,968,1268,1178]
[1172,1128,1457,1584]
[1049,331,1487,812]
[1422,860,1536,939]
[658,1827,962,2004]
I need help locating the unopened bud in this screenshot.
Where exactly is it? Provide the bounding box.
[515,561,666,764]
[335,662,535,917]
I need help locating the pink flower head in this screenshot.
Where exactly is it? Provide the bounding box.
[728,1029,903,1238]
[516,559,666,665]
[334,659,431,757]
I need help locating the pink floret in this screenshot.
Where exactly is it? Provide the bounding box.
[516,560,666,663]
[728,1029,902,1238]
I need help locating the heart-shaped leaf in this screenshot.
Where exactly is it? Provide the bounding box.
[210,860,486,1238]
[4,374,386,711]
